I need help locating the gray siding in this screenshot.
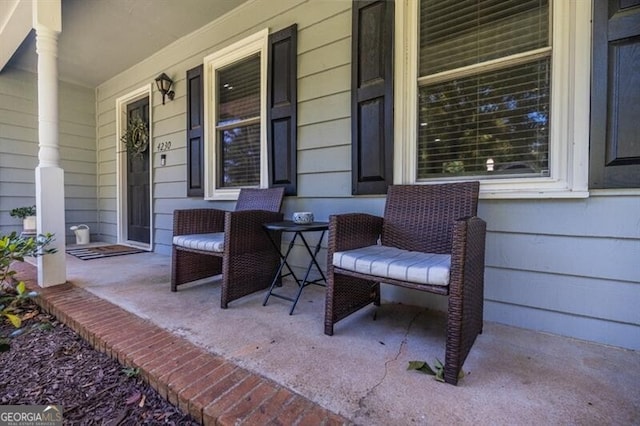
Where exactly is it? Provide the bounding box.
[0,67,97,243]
[481,196,640,349]
[94,1,640,350]
[0,67,37,235]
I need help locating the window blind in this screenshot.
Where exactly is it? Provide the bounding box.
[418,60,550,178]
[420,0,549,76]
[216,53,261,187]
[417,0,550,179]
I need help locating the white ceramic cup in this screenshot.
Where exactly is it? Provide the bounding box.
[292,212,314,224]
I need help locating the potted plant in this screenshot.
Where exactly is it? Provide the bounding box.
[9,206,36,233]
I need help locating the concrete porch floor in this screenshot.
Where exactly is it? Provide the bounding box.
[20,247,640,425]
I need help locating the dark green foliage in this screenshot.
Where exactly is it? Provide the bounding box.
[9,206,36,219]
[0,232,56,351]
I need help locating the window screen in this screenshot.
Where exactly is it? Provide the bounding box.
[216,53,261,187]
[417,0,550,179]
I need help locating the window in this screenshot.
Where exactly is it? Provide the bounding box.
[217,54,261,188]
[204,30,268,200]
[395,0,591,198]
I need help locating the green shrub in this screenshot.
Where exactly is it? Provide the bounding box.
[0,232,55,351]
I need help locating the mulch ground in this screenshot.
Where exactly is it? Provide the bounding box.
[0,297,200,425]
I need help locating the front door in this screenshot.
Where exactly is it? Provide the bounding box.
[126,98,150,244]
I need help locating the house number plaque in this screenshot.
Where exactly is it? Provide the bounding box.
[157,141,171,152]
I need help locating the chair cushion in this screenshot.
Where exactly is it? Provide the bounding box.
[173,233,225,253]
[333,245,450,286]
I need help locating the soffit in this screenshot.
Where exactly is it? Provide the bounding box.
[6,0,247,88]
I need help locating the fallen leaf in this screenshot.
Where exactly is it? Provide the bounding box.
[5,313,21,328]
[125,391,141,405]
[21,310,39,321]
[407,360,437,375]
[138,394,146,408]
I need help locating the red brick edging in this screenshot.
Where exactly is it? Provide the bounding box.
[12,262,348,425]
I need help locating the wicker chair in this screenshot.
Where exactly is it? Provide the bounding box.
[325,182,486,385]
[171,187,285,308]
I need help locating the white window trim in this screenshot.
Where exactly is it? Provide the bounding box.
[203,28,269,200]
[394,0,591,199]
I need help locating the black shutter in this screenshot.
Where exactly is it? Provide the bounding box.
[351,0,394,195]
[186,64,204,197]
[590,0,640,188]
[267,24,298,196]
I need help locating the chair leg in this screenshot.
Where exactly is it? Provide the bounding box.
[220,250,279,308]
[171,246,178,292]
[325,272,378,336]
[373,283,381,306]
[324,323,334,336]
[443,280,483,385]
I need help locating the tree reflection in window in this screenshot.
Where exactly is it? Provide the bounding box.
[216,53,261,187]
[219,124,260,187]
[417,60,550,179]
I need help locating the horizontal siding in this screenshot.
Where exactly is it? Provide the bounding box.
[0,122,38,142]
[486,233,639,282]
[153,213,173,233]
[0,108,36,128]
[297,7,350,54]
[0,167,34,183]
[59,78,98,244]
[0,143,37,159]
[480,196,640,239]
[299,65,350,103]
[298,118,350,150]
[481,194,640,349]
[154,163,185,183]
[298,146,350,174]
[485,301,640,350]
[298,91,350,126]
[485,268,639,325]
[0,67,97,242]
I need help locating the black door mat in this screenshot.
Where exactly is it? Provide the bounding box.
[66,245,145,260]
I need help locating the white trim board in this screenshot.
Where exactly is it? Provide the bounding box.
[115,84,154,250]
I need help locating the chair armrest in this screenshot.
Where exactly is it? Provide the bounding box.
[328,213,384,254]
[224,210,284,254]
[449,216,487,295]
[173,208,226,236]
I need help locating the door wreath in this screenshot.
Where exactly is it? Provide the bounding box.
[121,116,149,158]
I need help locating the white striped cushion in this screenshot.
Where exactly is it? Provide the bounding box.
[333,245,450,286]
[172,233,225,253]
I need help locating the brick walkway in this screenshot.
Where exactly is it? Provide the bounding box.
[14,262,348,425]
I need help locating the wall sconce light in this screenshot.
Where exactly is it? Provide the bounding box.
[155,73,175,105]
[160,154,166,166]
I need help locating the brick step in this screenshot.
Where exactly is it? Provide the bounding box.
[12,262,347,425]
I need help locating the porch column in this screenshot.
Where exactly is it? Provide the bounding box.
[34,0,66,286]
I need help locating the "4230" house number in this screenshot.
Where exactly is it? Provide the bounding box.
[157,141,171,152]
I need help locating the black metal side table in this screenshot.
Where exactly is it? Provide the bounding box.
[262,220,328,315]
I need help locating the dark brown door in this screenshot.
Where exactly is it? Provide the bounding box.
[126,98,150,244]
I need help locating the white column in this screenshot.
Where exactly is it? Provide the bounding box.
[33,1,66,286]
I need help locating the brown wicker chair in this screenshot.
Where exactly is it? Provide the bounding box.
[171,187,285,308]
[325,182,486,385]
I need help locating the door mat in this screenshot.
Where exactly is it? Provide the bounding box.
[66,245,145,260]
